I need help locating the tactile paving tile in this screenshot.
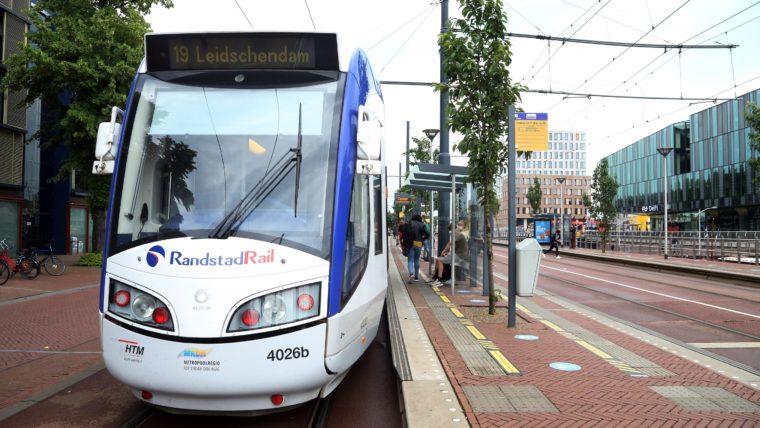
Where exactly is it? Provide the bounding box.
[499,385,545,397]
[462,385,559,413]
[650,386,760,412]
[689,387,760,412]
[419,284,508,376]
[463,386,516,412]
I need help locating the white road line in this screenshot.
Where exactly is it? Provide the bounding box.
[541,264,760,320]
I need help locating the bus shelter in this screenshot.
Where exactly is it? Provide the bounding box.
[403,164,489,296]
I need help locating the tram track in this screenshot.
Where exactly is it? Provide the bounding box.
[547,256,760,301]
[538,270,760,344]
[491,250,760,302]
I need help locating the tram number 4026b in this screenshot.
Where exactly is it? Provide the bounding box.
[267,347,310,361]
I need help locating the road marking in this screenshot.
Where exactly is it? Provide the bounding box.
[542,265,760,320]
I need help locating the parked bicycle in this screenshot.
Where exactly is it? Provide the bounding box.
[0,238,40,284]
[27,241,66,276]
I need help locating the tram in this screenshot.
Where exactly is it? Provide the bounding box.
[92,32,387,413]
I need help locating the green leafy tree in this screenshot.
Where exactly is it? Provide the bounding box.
[1,0,173,253]
[402,135,440,219]
[526,177,542,215]
[746,103,760,187]
[583,158,619,253]
[435,0,522,314]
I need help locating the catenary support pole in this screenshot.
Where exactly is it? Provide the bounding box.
[508,104,516,328]
[438,0,450,256]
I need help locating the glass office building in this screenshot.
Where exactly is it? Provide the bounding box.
[607,88,760,231]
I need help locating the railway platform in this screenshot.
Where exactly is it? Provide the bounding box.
[388,243,760,427]
[2,249,760,426]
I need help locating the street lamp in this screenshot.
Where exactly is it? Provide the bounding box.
[656,147,673,259]
[423,129,439,274]
[556,177,565,246]
[697,206,717,259]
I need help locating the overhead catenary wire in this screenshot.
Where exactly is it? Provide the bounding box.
[547,0,693,112]
[521,0,613,86]
[234,0,253,29]
[367,2,439,52]
[588,73,760,146]
[304,0,316,31]
[379,4,438,75]
[555,5,760,130]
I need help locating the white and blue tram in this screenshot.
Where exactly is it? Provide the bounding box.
[92,32,387,413]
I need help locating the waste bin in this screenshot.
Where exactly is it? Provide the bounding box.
[516,238,543,297]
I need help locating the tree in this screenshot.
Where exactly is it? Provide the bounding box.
[435,0,522,314]
[746,103,760,188]
[1,0,173,253]
[583,158,619,253]
[526,177,542,215]
[402,135,440,218]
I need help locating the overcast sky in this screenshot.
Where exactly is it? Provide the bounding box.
[146,0,760,197]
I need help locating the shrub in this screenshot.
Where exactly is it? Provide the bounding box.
[78,252,103,267]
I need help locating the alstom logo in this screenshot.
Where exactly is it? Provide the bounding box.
[146,245,165,267]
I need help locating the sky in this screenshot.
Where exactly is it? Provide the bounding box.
[145,0,760,198]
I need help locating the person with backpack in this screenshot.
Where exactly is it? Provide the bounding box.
[403,213,429,283]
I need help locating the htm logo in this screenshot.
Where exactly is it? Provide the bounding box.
[146,245,165,267]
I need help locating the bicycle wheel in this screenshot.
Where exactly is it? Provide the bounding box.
[0,261,9,285]
[43,255,66,276]
[19,258,40,280]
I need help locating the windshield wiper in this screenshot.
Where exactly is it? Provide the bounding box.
[293,104,303,217]
[208,104,304,239]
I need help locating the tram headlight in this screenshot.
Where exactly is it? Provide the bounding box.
[228,282,321,333]
[108,280,174,331]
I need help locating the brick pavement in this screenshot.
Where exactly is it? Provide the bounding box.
[392,246,760,427]
[0,258,103,413]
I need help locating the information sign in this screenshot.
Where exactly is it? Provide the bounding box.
[515,112,548,151]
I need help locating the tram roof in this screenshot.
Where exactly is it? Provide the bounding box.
[403,163,469,192]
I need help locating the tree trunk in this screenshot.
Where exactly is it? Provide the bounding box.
[91,207,107,254]
[486,196,496,315]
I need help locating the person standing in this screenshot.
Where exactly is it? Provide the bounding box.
[405,214,428,283]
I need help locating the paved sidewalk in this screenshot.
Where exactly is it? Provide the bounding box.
[0,256,103,419]
[392,245,760,427]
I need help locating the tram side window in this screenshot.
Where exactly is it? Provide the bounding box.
[373,177,383,255]
[341,174,370,308]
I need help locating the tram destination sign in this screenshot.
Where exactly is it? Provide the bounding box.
[145,33,339,72]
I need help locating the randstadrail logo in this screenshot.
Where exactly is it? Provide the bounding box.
[146,245,165,267]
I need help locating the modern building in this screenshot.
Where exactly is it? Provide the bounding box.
[606,88,760,231]
[0,1,31,254]
[496,130,591,233]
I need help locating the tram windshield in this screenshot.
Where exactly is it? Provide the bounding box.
[110,72,343,259]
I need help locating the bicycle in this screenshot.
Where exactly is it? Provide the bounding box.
[0,238,40,282]
[27,241,66,276]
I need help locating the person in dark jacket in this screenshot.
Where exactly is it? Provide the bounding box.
[544,230,562,258]
[404,214,429,283]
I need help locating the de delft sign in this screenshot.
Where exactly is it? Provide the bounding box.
[641,204,661,213]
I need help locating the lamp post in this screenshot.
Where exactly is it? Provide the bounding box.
[556,177,565,246]
[423,128,439,275]
[656,147,673,259]
[697,206,717,259]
